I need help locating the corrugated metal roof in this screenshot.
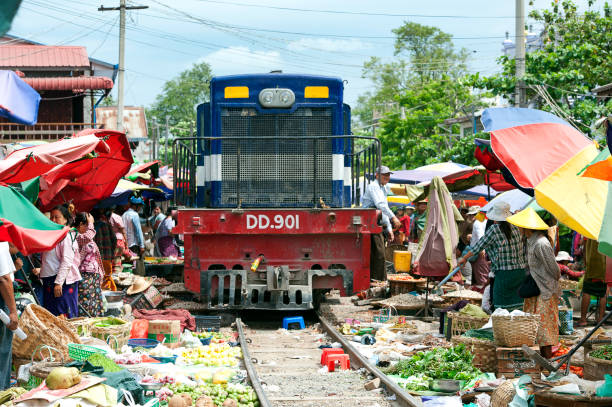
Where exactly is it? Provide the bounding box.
[23,76,114,91]
[0,45,90,68]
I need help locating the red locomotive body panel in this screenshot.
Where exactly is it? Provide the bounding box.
[175,208,380,309]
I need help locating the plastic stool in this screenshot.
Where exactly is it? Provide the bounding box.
[327,354,350,372]
[320,348,344,365]
[282,316,305,330]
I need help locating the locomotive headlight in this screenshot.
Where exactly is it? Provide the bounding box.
[258,88,295,108]
[261,90,274,104]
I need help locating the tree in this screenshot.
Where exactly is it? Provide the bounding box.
[377,76,486,169]
[354,22,470,126]
[100,93,116,107]
[149,61,213,130]
[470,0,612,136]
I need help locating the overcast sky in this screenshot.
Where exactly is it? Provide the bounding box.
[9,0,605,111]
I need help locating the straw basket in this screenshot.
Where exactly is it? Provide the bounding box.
[451,336,497,373]
[491,380,516,407]
[584,352,612,380]
[90,317,131,351]
[28,346,65,390]
[492,314,540,347]
[68,317,100,337]
[12,304,81,361]
[447,312,489,337]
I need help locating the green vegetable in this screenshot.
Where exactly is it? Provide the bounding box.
[591,345,612,361]
[86,353,123,372]
[463,329,494,342]
[384,345,482,383]
[163,382,258,407]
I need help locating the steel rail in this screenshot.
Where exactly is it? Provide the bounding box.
[236,318,272,407]
[317,312,423,407]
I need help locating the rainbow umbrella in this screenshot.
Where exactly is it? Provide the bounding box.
[481,107,607,240]
[0,185,68,255]
[580,119,612,256]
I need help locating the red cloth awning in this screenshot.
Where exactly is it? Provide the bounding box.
[22,77,113,91]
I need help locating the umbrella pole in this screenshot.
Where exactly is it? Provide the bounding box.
[24,257,41,306]
[486,172,491,200]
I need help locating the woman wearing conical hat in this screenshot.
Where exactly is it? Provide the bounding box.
[507,208,560,359]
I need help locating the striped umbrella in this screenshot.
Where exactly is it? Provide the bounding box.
[481,107,607,241]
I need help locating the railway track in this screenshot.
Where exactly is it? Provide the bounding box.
[237,312,422,407]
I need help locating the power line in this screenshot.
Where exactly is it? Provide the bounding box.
[192,0,515,19]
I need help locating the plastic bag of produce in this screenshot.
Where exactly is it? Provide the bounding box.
[597,374,612,397]
[130,319,149,339]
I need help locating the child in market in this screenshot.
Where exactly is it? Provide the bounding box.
[556,251,585,280]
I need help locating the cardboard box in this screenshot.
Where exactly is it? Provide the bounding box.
[148,320,181,348]
[496,346,541,378]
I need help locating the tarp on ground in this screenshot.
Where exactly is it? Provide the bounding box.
[0,185,68,255]
[414,176,462,277]
[0,134,106,184]
[0,70,40,126]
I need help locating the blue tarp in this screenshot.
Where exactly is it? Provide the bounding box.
[0,70,40,125]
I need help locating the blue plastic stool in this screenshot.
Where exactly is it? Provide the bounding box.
[283,316,305,330]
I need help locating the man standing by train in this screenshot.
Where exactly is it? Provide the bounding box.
[362,166,401,281]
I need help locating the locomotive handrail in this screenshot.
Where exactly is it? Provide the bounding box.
[172,135,381,208]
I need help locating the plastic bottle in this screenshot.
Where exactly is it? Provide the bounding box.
[0,309,26,340]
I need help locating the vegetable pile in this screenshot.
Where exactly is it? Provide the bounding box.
[384,345,482,391]
[591,344,612,361]
[86,353,123,372]
[159,382,258,407]
[181,344,242,367]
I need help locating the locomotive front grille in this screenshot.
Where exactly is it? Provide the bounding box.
[220,107,333,207]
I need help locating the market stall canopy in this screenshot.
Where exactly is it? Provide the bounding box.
[481,189,532,213]
[0,185,68,255]
[389,162,475,185]
[481,107,606,240]
[38,129,133,212]
[0,70,40,125]
[96,179,164,208]
[0,134,108,184]
[126,160,160,178]
[473,138,516,192]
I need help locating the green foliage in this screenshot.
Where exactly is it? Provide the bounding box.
[377,77,486,169]
[100,94,116,107]
[148,61,213,132]
[469,0,612,134]
[354,21,470,127]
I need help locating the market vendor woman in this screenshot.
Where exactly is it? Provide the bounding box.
[36,205,81,318]
[458,201,526,311]
[507,208,560,359]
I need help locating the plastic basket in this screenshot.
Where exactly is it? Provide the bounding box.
[199,336,212,346]
[128,338,159,349]
[194,315,221,332]
[68,343,107,362]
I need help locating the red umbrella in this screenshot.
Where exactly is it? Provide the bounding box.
[0,134,108,183]
[38,129,133,212]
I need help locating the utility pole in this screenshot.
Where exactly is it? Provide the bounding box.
[515,0,526,107]
[165,115,170,165]
[151,117,157,162]
[99,1,148,132]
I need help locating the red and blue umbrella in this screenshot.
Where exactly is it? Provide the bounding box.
[481,107,607,240]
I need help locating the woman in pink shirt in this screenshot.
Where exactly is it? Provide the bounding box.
[36,205,81,318]
[109,208,132,272]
